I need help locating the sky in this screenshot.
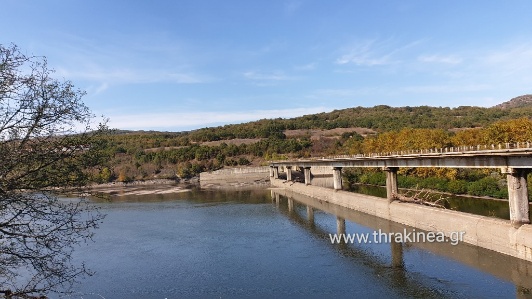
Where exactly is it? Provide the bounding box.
[2,0,532,131]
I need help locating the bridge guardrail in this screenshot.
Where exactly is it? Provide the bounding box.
[270,142,532,163]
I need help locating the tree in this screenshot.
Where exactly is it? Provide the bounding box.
[0,44,106,297]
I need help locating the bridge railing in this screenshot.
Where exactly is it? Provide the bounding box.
[272,142,532,162]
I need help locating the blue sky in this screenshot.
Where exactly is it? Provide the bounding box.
[2,0,532,131]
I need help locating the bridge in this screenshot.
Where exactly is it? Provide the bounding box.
[270,143,532,226]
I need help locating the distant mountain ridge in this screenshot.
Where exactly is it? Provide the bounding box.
[493,94,532,109]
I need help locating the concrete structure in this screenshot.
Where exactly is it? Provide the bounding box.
[271,146,532,225]
[269,145,532,262]
[271,187,532,290]
[200,166,270,189]
[270,178,532,263]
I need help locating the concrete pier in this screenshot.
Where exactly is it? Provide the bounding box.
[383,167,398,202]
[503,168,531,226]
[286,166,292,181]
[304,167,312,185]
[273,166,279,179]
[333,167,343,190]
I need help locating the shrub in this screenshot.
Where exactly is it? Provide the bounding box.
[467,177,501,197]
[447,180,468,194]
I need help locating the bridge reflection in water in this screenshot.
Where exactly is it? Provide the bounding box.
[270,188,532,298]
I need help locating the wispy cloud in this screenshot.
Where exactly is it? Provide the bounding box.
[310,88,380,98]
[336,40,391,66]
[243,70,298,86]
[401,84,491,94]
[418,54,462,65]
[336,39,422,66]
[43,33,211,94]
[294,63,316,71]
[482,43,532,77]
[108,107,331,130]
[56,67,208,85]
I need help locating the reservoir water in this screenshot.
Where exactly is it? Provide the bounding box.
[58,187,532,298]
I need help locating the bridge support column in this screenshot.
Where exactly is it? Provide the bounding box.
[269,166,274,177]
[333,167,343,190]
[304,167,312,185]
[307,206,314,223]
[502,168,530,226]
[286,166,292,181]
[383,167,398,202]
[336,217,346,235]
[273,166,279,179]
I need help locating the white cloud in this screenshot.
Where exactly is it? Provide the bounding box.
[482,43,532,76]
[242,71,298,86]
[43,34,210,95]
[107,107,331,130]
[336,40,391,66]
[401,84,491,94]
[418,54,462,65]
[243,71,295,81]
[336,39,422,66]
[310,88,377,98]
[57,67,208,84]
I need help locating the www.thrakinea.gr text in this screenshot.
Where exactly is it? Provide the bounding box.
[329,229,465,246]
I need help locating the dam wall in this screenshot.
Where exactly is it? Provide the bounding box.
[200,167,270,189]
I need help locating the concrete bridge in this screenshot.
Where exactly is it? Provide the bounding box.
[270,144,532,226]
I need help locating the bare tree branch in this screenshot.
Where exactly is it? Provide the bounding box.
[1,43,107,298]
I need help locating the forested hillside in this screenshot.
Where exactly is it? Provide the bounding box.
[89,98,532,192]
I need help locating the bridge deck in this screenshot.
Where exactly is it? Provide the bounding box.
[270,147,532,169]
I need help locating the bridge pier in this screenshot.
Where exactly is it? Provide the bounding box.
[502,168,530,226]
[304,167,312,185]
[333,167,343,190]
[272,166,279,179]
[383,167,398,202]
[286,166,292,181]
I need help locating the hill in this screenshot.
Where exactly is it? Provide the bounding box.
[88,97,532,183]
[493,94,532,109]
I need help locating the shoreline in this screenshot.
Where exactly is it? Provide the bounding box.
[85,174,271,197]
[85,178,198,197]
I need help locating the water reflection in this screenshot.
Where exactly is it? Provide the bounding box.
[271,188,532,297]
[57,186,532,298]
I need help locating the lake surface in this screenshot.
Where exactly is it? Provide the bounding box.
[57,187,532,299]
